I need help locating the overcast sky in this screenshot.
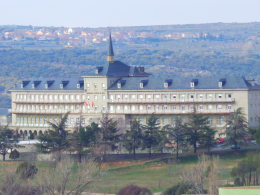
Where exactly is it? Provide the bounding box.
[0,0,259,28]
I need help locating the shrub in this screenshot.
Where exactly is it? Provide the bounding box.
[9,149,20,161]
[163,182,190,195]
[16,162,38,180]
[117,184,151,195]
[234,177,241,186]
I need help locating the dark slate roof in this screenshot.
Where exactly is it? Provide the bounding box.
[108,76,259,90]
[11,78,84,91]
[87,61,151,77]
[107,33,114,56]
[0,108,10,116]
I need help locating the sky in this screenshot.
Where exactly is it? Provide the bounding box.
[0,0,259,28]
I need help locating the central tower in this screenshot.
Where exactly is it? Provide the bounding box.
[107,32,114,63]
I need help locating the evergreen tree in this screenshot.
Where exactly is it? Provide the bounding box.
[185,109,209,153]
[99,115,120,162]
[155,125,171,161]
[200,126,217,153]
[122,118,143,160]
[223,107,249,150]
[35,112,70,159]
[69,122,101,163]
[0,125,20,161]
[143,114,160,158]
[169,116,187,160]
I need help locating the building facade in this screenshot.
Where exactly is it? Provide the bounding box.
[8,33,260,138]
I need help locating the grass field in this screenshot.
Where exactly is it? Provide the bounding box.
[1,148,260,194]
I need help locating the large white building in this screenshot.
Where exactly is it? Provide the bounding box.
[8,33,260,138]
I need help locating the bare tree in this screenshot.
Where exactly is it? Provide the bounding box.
[180,154,210,194]
[37,156,104,195]
[208,155,220,195]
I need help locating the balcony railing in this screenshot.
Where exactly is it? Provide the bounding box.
[102,109,234,114]
[12,99,84,103]
[8,123,86,128]
[9,108,234,115]
[8,109,102,114]
[107,98,235,104]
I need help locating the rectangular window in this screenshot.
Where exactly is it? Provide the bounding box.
[164,95,167,99]
[140,105,143,110]
[59,95,63,100]
[124,105,128,110]
[16,117,19,124]
[94,106,97,111]
[70,95,74,99]
[54,118,57,125]
[147,105,151,110]
[199,105,203,111]
[155,95,159,99]
[172,95,176,99]
[76,105,80,110]
[94,83,97,89]
[117,105,120,110]
[94,95,97,101]
[40,117,43,125]
[208,105,213,109]
[190,105,194,110]
[163,118,168,125]
[131,105,135,110]
[164,105,167,110]
[102,95,105,101]
[82,95,85,100]
[102,106,106,111]
[155,105,159,110]
[27,117,30,124]
[124,95,128,99]
[171,118,175,126]
[147,95,151,99]
[87,83,89,89]
[87,95,90,101]
[208,118,213,125]
[132,95,136,99]
[172,105,176,110]
[181,95,185,100]
[70,105,74,110]
[199,94,203,99]
[190,95,194,99]
[181,105,185,111]
[70,118,74,126]
[208,94,212,99]
[59,105,63,110]
[228,105,232,110]
[49,118,52,123]
[76,95,80,100]
[35,117,38,124]
[110,105,114,110]
[102,83,105,89]
[117,95,120,99]
[228,94,232,98]
[218,105,222,110]
[217,117,223,125]
[140,95,143,99]
[218,94,222,98]
[49,95,53,99]
[139,118,144,125]
[44,118,47,125]
[82,118,85,126]
[76,118,80,126]
[250,104,253,109]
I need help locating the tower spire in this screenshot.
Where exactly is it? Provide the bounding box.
[107,31,114,62]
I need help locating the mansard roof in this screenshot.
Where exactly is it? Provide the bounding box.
[11,78,84,91]
[87,61,151,77]
[108,76,259,90]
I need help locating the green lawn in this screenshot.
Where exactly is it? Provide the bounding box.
[1,148,260,194]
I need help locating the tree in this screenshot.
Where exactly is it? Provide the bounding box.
[99,115,120,162]
[122,118,143,160]
[0,125,21,161]
[143,114,160,158]
[200,126,217,153]
[37,157,103,195]
[29,132,35,140]
[169,116,187,160]
[155,125,171,161]
[9,149,20,161]
[185,109,209,153]
[69,122,100,163]
[35,112,70,160]
[223,107,249,150]
[117,184,151,195]
[16,161,38,180]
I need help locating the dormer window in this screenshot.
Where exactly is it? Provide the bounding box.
[45,84,48,89]
[140,80,148,88]
[95,69,98,74]
[190,79,198,88]
[117,83,121,88]
[77,83,80,89]
[32,84,35,89]
[60,84,63,89]
[21,84,23,88]
[219,78,226,88]
[95,67,103,74]
[140,83,143,88]
[164,83,168,88]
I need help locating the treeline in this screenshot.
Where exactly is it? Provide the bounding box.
[0,48,260,80]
